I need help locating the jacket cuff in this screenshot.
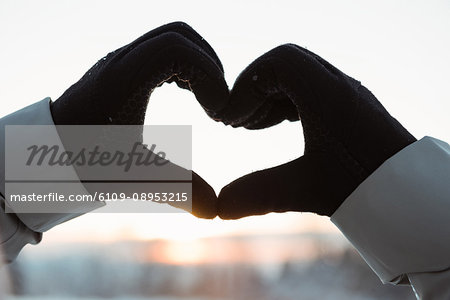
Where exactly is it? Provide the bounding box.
[331,137,450,284]
[0,200,42,263]
[0,98,105,232]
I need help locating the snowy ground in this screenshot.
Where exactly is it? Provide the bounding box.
[4,235,415,300]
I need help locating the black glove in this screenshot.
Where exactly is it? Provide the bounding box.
[217,44,416,218]
[50,22,228,218]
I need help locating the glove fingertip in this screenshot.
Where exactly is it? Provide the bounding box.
[191,171,218,219]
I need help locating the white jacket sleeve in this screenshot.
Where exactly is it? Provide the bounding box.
[331,137,450,300]
[0,98,105,262]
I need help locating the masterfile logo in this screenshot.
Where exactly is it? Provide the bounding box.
[4,125,193,214]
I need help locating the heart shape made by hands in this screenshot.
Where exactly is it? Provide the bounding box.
[51,22,416,220]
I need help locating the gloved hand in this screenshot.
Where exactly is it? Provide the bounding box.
[50,22,228,218]
[217,44,416,218]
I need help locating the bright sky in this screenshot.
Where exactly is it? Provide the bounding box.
[1,0,449,253]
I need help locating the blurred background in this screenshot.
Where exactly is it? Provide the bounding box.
[1,0,449,299]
